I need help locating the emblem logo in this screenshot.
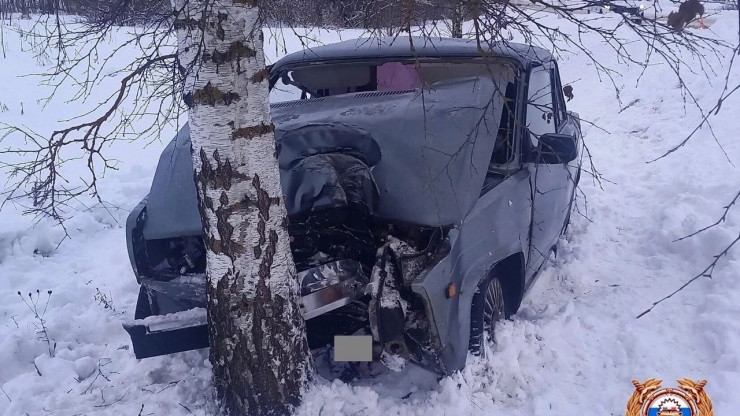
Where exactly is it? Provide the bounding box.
[626,378,713,416]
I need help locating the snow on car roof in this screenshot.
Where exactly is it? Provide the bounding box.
[271,36,553,72]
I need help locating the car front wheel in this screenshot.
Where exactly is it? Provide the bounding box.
[469,275,506,357]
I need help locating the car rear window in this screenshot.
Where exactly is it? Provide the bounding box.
[270,60,517,103]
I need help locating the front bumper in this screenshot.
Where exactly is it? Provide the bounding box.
[124,309,209,358]
[124,259,369,359]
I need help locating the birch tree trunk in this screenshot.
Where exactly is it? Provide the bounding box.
[173,0,312,414]
[450,1,464,38]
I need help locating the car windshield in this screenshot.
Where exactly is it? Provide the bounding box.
[269,59,517,103]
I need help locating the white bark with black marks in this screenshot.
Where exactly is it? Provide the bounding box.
[172,0,312,413]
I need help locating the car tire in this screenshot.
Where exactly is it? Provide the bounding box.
[469,275,506,357]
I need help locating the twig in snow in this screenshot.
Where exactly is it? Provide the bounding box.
[93,386,130,408]
[156,381,180,394]
[673,189,740,243]
[462,388,485,412]
[82,369,102,394]
[179,403,194,415]
[0,385,11,402]
[637,232,740,318]
[618,98,641,114]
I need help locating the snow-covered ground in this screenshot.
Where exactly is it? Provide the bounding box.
[1,12,739,416]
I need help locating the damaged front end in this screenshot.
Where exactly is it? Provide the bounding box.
[364,232,451,369]
[123,126,453,371]
[125,203,451,371]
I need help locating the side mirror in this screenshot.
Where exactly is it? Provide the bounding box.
[531,133,578,164]
[563,85,574,101]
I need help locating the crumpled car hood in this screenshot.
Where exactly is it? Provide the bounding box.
[142,76,502,240]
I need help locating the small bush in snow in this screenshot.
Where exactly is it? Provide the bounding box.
[93,287,116,311]
[17,289,56,357]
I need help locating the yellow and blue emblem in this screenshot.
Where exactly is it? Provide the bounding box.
[626,378,713,416]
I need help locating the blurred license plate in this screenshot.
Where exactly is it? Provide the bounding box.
[333,335,372,362]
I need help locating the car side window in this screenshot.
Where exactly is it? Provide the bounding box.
[526,65,556,146]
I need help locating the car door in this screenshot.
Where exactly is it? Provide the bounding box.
[523,62,578,281]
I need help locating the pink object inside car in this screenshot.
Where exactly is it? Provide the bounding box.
[376,62,421,90]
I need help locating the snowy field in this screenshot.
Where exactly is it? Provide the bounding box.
[1,11,739,416]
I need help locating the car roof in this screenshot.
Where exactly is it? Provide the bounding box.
[271,36,553,73]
